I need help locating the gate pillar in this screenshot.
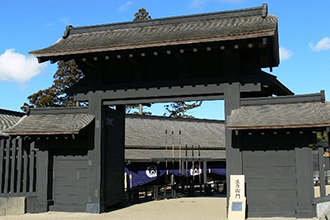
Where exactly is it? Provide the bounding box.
[86,91,106,213]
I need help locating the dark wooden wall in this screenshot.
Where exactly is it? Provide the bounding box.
[241,130,315,218]
[0,137,36,196]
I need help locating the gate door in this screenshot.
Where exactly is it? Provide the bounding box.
[243,150,297,217]
[51,151,88,211]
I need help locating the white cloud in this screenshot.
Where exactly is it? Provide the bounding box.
[44,23,54,27]
[217,0,244,2]
[0,49,47,83]
[190,0,243,8]
[59,17,70,25]
[310,37,330,52]
[118,1,134,12]
[190,0,207,8]
[279,46,293,61]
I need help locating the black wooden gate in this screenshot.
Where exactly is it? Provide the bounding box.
[51,151,88,212]
[0,137,36,196]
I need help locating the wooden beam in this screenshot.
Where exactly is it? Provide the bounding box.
[103,94,224,105]
[75,82,260,103]
[241,92,323,106]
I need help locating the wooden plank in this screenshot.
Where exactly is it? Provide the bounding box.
[246,178,296,190]
[295,147,314,218]
[319,147,326,197]
[0,139,5,193]
[244,166,296,179]
[17,138,23,193]
[55,160,87,170]
[22,141,29,193]
[54,186,87,195]
[55,178,88,187]
[55,170,88,179]
[10,138,17,193]
[4,139,11,193]
[29,142,36,193]
[243,151,295,167]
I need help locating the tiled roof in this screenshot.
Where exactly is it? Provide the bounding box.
[125,149,226,161]
[125,114,225,149]
[227,101,330,130]
[30,4,276,60]
[3,108,94,135]
[0,109,24,136]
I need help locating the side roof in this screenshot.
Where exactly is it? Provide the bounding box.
[3,107,94,135]
[0,109,24,136]
[30,4,279,66]
[126,114,225,149]
[227,92,330,130]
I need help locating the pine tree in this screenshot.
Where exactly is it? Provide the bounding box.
[133,8,152,21]
[164,101,202,118]
[21,60,83,111]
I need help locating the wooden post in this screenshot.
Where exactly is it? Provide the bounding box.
[86,91,105,213]
[224,83,241,198]
[203,160,207,184]
[295,146,314,218]
[318,147,326,197]
[35,142,50,213]
[223,51,242,215]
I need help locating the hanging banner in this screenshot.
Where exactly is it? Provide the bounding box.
[146,165,158,178]
[190,164,202,176]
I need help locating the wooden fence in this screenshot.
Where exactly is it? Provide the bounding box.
[0,137,36,196]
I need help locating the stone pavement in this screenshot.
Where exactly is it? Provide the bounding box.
[0,197,321,220]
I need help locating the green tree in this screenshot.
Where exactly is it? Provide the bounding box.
[21,60,83,111]
[133,8,152,21]
[164,101,202,118]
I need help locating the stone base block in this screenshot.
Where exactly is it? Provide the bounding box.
[0,197,25,216]
[316,201,330,218]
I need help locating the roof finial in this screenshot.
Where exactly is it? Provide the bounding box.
[262,3,268,18]
[63,25,73,39]
[321,90,326,103]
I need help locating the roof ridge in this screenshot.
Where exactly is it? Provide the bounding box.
[67,4,267,36]
[126,114,224,123]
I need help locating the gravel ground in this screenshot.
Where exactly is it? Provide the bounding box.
[0,197,321,220]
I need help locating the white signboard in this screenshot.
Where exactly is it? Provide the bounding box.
[228,175,246,220]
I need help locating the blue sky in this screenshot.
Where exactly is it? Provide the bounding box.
[0,0,329,120]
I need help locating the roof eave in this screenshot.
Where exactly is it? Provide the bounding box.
[228,124,330,130]
[3,131,81,136]
[30,30,276,63]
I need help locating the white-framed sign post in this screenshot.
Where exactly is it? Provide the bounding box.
[228,175,246,220]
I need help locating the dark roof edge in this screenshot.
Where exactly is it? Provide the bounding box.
[67,4,267,36]
[0,109,25,117]
[126,114,225,123]
[29,107,89,115]
[228,123,330,130]
[241,91,325,106]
